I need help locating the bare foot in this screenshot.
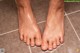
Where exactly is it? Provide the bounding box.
[41,8,64,50]
[17,1,42,46]
[41,11,64,50]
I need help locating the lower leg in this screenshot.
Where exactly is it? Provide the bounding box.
[41,0,64,50]
[16,0,35,22]
[47,0,64,21]
[16,0,42,46]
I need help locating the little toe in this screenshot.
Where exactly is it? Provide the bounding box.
[41,39,48,50]
[60,36,64,43]
[48,41,53,50]
[20,34,23,40]
[30,37,35,47]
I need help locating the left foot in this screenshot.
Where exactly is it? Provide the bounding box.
[42,12,64,50]
[41,8,64,50]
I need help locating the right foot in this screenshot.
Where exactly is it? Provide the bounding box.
[17,5,41,46]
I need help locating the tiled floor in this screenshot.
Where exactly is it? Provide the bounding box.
[0,0,80,53]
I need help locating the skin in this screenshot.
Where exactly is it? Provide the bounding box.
[41,0,64,50]
[16,0,42,46]
[16,0,64,50]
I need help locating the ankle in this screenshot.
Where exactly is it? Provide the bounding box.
[17,5,27,9]
[16,3,30,9]
[49,0,64,12]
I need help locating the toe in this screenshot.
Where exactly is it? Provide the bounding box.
[26,38,30,45]
[20,35,23,40]
[53,40,57,48]
[30,37,35,46]
[48,40,53,50]
[35,34,41,46]
[60,36,64,43]
[41,39,48,50]
[20,33,23,40]
[56,37,60,46]
[36,38,41,46]
[24,35,27,42]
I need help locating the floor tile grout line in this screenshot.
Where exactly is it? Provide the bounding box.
[65,12,80,42]
[0,20,46,36]
[37,21,46,24]
[66,10,80,15]
[28,46,32,53]
[0,29,18,36]
[0,10,80,36]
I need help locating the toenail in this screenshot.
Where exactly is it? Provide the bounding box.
[53,46,57,48]
[49,48,52,50]
[31,45,34,47]
[36,42,41,46]
[26,43,30,46]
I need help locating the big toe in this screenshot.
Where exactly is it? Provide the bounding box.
[41,39,48,50]
[35,35,41,46]
[36,39,41,46]
[60,36,64,43]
